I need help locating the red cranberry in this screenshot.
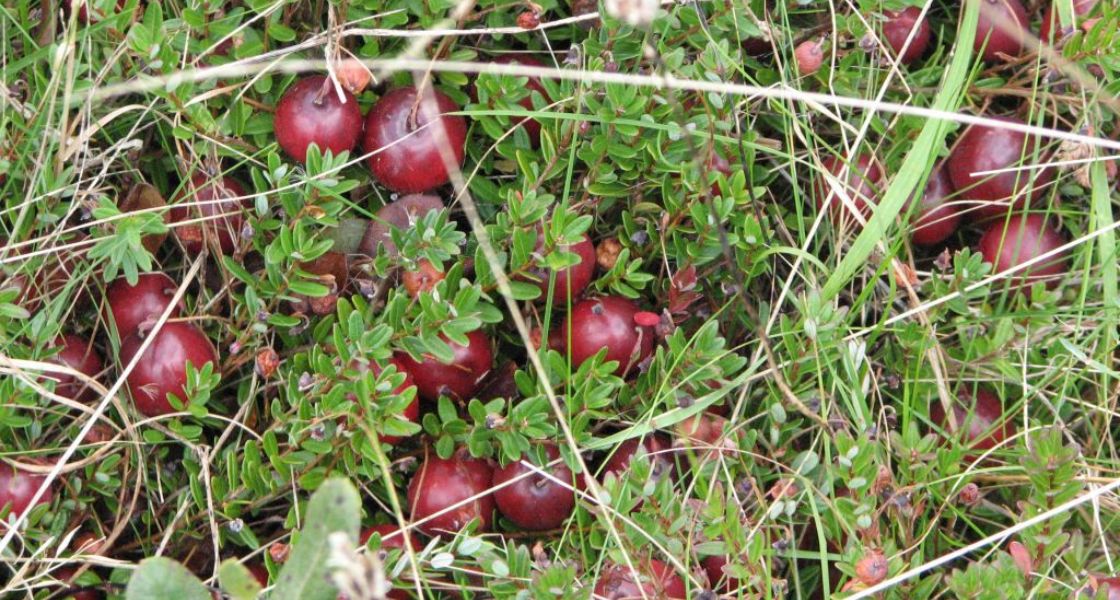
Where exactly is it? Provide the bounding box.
[909,166,961,246]
[274,75,363,164]
[815,153,883,222]
[359,194,444,258]
[973,0,1029,61]
[978,214,1068,289]
[1041,0,1096,42]
[119,322,218,416]
[492,445,575,531]
[930,388,1015,452]
[367,357,420,445]
[47,334,103,403]
[5,241,87,314]
[675,413,729,447]
[396,331,492,402]
[522,233,596,306]
[406,449,496,536]
[555,296,655,377]
[702,555,740,593]
[246,563,269,587]
[104,273,184,339]
[363,87,468,194]
[593,560,688,599]
[947,116,1054,219]
[795,39,824,75]
[0,462,53,518]
[401,259,445,297]
[882,7,932,64]
[492,55,550,147]
[601,434,675,482]
[169,172,251,255]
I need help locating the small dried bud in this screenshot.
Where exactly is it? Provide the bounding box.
[485,414,506,429]
[957,482,982,506]
[1006,541,1032,577]
[402,259,444,297]
[269,541,291,564]
[596,238,623,270]
[516,10,540,29]
[256,348,280,379]
[335,58,372,95]
[854,549,888,586]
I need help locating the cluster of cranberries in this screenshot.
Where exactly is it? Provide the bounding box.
[817,111,1069,290]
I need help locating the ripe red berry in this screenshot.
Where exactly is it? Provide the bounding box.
[246,563,269,587]
[46,334,103,403]
[521,233,596,306]
[0,462,53,518]
[1040,0,1096,43]
[881,7,932,65]
[555,296,656,376]
[794,39,824,75]
[104,272,184,339]
[947,116,1054,219]
[396,330,493,402]
[360,194,444,258]
[491,55,550,147]
[363,87,468,194]
[119,322,218,416]
[930,388,1015,453]
[492,445,576,531]
[973,0,1029,61]
[366,357,420,445]
[600,434,675,482]
[815,153,883,223]
[978,214,1068,289]
[170,172,251,255]
[401,259,445,297]
[909,166,961,246]
[702,555,740,593]
[593,560,688,599]
[407,449,496,536]
[274,75,364,164]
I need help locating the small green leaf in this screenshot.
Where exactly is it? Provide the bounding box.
[218,559,263,600]
[125,557,210,600]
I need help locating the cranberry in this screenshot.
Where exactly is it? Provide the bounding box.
[743,37,772,56]
[47,334,103,403]
[63,0,124,24]
[815,153,883,222]
[0,462,53,518]
[795,39,824,75]
[977,214,1068,289]
[593,560,688,599]
[1041,0,1096,42]
[359,194,444,258]
[930,388,1015,452]
[522,233,596,306]
[555,296,655,377]
[492,445,575,531]
[947,115,1055,218]
[169,172,251,255]
[675,413,729,447]
[973,0,1029,61]
[247,563,269,587]
[909,166,961,246]
[104,272,184,339]
[492,55,550,147]
[396,330,492,402]
[406,449,496,535]
[881,7,931,64]
[274,75,363,164]
[600,434,675,482]
[401,259,445,297]
[702,555,740,593]
[363,87,468,194]
[119,322,218,416]
[4,240,87,314]
[366,357,420,444]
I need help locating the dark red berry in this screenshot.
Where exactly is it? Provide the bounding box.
[119,322,218,416]
[593,560,688,599]
[600,434,674,482]
[46,334,103,403]
[930,388,1015,453]
[492,445,576,531]
[246,563,269,587]
[492,55,550,147]
[0,462,53,518]
[363,87,468,194]
[104,273,184,339]
[274,75,364,164]
[909,166,961,246]
[169,172,251,255]
[978,214,1068,289]
[555,296,655,377]
[882,7,932,64]
[815,153,883,223]
[522,233,596,306]
[947,116,1054,219]
[702,555,740,593]
[973,0,1029,61]
[396,330,493,402]
[1041,0,1096,42]
[407,449,496,536]
[359,194,445,258]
